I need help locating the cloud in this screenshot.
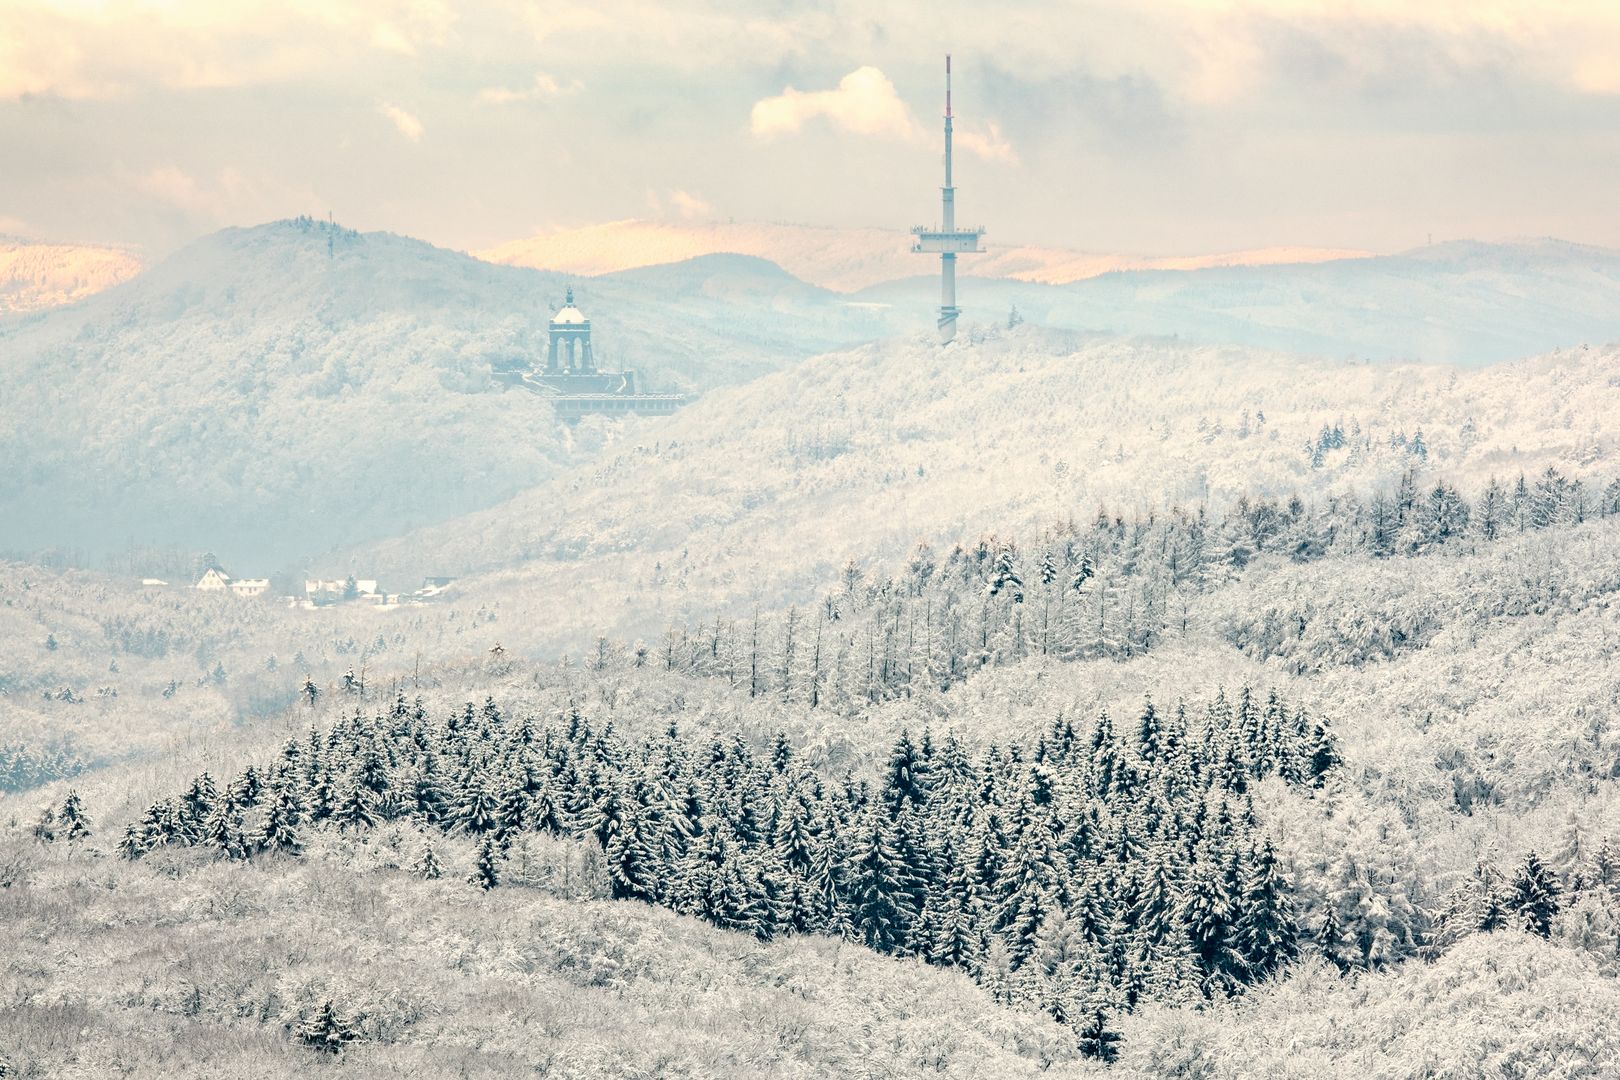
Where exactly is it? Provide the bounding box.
[667,190,712,220]
[131,166,208,211]
[0,0,458,101]
[956,121,1019,164]
[643,188,715,221]
[478,72,583,104]
[378,102,424,140]
[119,165,298,226]
[751,66,922,141]
[980,64,1184,156]
[750,65,1018,164]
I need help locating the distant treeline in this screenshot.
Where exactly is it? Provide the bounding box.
[635,467,1620,705]
[117,690,1334,1056]
[0,743,85,794]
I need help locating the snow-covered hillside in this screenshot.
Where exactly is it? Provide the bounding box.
[7,218,1613,570]
[858,238,1620,366]
[0,238,144,314]
[0,220,888,567]
[479,219,1365,293]
[363,327,1620,650]
[490,227,1620,365]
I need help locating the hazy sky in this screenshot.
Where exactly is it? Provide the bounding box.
[4,0,1619,258]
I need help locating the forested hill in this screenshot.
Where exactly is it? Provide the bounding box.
[0,218,889,568]
[359,328,1620,655]
[0,237,144,314]
[855,238,1620,366]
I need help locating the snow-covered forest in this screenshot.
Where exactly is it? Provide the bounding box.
[5,214,1620,1077]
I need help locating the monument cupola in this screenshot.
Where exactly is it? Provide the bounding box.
[547,286,595,373]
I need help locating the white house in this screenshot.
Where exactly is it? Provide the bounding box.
[195,568,232,591]
[229,578,270,598]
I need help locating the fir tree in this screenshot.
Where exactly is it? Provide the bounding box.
[297,999,360,1053]
[58,791,91,841]
[415,839,443,880]
[1508,851,1561,938]
[258,780,303,855]
[116,822,147,860]
[469,835,501,889]
[178,773,219,842]
[203,794,245,858]
[1308,721,1341,785]
[1233,837,1297,980]
[845,805,919,953]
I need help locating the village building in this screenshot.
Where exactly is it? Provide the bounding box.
[194,568,232,592]
[193,567,269,597]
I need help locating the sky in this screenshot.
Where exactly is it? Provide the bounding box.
[3,0,1620,258]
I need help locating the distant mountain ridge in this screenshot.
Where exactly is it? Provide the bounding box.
[851,237,1620,366]
[7,216,1619,571]
[0,219,890,568]
[0,238,144,314]
[478,219,1369,293]
[488,223,1620,366]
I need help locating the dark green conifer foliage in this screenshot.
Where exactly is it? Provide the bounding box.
[297,999,360,1053]
[58,791,91,841]
[1233,837,1297,981]
[469,835,500,890]
[1508,851,1561,938]
[121,686,1336,1048]
[259,779,303,855]
[116,822,146,860]
[415,840,443,880]
[846,805,919,953]
[31,806,56,844]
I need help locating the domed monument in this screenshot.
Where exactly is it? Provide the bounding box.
[546,287,595,373]
[506,286,685,422]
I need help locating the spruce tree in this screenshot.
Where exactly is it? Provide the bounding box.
[1308,721,1340,785]
[455,773,501,835]
[116,822,147,860]
[178,773,219,843]
[415,840,443,880]
[882,731,926,812]
[58,791,91,841]
[258,780,303,855]
[1232,837,1297,981]
[604,800,658,901]
[203,795,245,859]
[297,998,360,1053]
[469,835,501,890]
[845,805,918,953]
[1508,851,1561,937]
[330,768,377,832]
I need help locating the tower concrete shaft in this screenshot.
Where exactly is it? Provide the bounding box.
[912,54,984,343]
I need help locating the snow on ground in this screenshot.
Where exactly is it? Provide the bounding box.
[359,328,1620,654]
